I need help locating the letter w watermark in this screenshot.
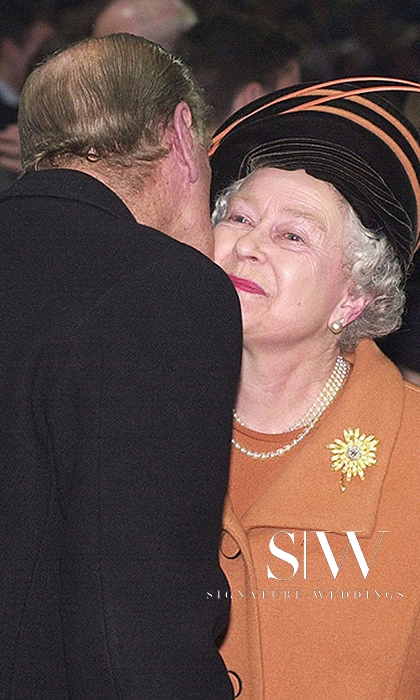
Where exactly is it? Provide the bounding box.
[315,531,388,579]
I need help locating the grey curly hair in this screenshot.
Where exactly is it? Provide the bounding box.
[211,173,405,353]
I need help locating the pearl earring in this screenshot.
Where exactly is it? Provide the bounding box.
[330,318,344,334]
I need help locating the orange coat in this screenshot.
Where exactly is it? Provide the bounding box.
[218,340,420,699]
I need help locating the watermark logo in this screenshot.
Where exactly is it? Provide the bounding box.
[267,530,388,580]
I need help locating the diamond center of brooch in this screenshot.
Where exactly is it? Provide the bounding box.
[346,445,362,461]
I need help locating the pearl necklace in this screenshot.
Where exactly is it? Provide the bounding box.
[232,355,349,460]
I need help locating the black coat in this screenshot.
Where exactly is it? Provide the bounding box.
[0,169,242,699]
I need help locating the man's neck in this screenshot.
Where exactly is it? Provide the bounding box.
[62,158,213,258]
[117,161,213,257]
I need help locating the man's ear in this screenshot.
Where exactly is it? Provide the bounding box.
[171,101,199,183]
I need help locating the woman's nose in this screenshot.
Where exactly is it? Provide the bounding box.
[234,228,267,262]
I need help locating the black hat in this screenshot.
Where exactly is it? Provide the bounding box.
[210,77,420,277]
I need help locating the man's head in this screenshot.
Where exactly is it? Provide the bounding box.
[19,32,208,174]
[19,33,213,254]
[92,0,197,50]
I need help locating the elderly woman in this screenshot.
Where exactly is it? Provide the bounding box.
[209,78,420,699]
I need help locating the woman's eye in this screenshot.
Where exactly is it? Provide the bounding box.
[227,214,251,225]
[284,232,304,242]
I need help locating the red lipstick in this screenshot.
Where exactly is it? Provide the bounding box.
[229,275,267,296]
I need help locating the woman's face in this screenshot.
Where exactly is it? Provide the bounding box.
[214,168,356,350]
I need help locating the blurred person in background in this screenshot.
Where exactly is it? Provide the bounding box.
[0,0,56,189]
[174,12,301,134]
[92,0,197,49]
[0,0,56,130]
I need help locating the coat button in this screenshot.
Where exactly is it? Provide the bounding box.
[228,670,243,697]
[220,530,241,559]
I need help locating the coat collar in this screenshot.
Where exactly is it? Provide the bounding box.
[226,340,405,537]
[2,169,134,222]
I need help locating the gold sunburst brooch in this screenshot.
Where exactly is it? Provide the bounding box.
[326,428,379,492]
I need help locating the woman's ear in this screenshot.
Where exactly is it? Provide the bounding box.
[331,292,372,329]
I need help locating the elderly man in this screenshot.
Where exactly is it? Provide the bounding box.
[0,34,241,699]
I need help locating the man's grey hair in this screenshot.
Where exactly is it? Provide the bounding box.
[19,33,208,178]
